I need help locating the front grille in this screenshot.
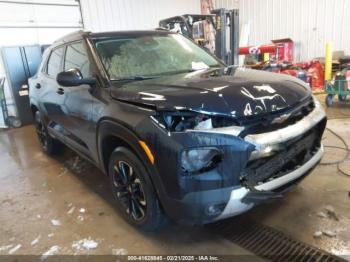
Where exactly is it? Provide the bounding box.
[241,118,326,187]
[240,97,315,136]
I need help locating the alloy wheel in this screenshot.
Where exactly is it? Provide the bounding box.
[112,160,147,221]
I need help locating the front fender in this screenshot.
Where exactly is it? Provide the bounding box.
[96,118,169,207]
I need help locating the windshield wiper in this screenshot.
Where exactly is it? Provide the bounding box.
[113,75,159,81]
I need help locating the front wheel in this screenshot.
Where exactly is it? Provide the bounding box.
[34,111,60,155]
[108,147,166,231]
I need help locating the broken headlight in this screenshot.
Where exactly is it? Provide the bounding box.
[181,147,222,174]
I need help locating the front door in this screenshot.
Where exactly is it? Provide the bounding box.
[58,41,96,159]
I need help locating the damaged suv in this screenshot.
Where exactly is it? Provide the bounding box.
[29,30,326,230]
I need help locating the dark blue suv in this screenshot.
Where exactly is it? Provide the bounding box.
[29,30,326,230]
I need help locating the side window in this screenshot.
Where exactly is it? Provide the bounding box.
[64,42,91,78]
[47,47,64,77]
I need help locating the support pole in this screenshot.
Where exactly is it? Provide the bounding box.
[231,9,239,65]
[325,42,332,81]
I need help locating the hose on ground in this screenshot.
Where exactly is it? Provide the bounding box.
[320,127,350,177]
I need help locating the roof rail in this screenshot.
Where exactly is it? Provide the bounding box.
[53,29,91,44]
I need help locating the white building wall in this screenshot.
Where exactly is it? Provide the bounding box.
[239,0,350,61]
[213,0,239,9]
[80,0,201,32]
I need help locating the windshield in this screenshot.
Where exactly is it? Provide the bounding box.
[93,34,222,80]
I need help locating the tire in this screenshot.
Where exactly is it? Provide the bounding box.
[108,147,166,231]
[325,94,333,107]
[338,94,347,101]
[34,110,60,155]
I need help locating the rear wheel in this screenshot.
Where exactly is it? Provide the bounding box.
[34,111,60,155]
[108,147,165,231]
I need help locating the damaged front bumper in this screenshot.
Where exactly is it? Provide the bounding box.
[215,145,323,220]
[144,96,326,225]
[246,98,326,155]
[215,98,326,220]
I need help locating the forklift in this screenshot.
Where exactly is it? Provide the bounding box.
[159,8,239,65]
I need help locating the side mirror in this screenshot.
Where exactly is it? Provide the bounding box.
[56,68,96,87]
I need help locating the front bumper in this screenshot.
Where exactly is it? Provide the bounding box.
[245,98,326,151]
[215,145,323,220]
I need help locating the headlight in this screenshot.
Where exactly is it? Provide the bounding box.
[181,147,222,174]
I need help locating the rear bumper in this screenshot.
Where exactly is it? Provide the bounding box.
[214,145,323,220]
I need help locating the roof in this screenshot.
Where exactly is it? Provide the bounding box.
[89,30,172,38]
[52,30,89,46]
[51,29,172,48]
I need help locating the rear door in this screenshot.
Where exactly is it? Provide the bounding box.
[39,46,67,141]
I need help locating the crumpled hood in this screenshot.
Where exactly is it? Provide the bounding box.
[110,67,311,118]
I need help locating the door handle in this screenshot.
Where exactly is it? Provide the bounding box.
[56,88,64,95]
[35,83,41,89]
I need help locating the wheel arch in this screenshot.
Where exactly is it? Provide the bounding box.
[96,118,168,210]
[97,118,154,176]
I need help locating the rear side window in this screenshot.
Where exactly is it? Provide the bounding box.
[47,47,64,77]
[64,41,91,78]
